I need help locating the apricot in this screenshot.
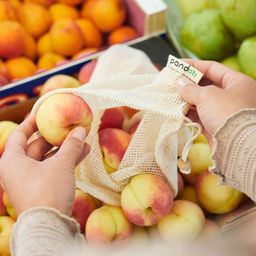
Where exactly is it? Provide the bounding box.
[5,57,37,80]
[18,3,52,39]
[37,53,65,70]
[23,32,37,60]
[37,33,53,56]
[49,3,79,21]
[108,26,138,45]
[76,19,103,48]
[50,19,84,57]
[0,0,17,21]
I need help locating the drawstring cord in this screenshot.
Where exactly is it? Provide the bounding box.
[178,117,202,174]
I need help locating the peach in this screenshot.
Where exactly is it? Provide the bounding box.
[36,93,93,146]
[76,19,103,48]
[0,0,17,21]
[181,171,198,185]
[18,3,52,39]
[50,19,84,57]
[40,75,81,96]
[24,0,57,7]
[121,174,174,226]
[72,189,98,233]
[58,0,83,6]
[121,107,138,119]
[5,57,37,80]
[99,128,131,174]
[0,216,15,256]
[0,185,7,216]
[86,205,133,245]
[81,0,93,19]
[37,33,53,57]
[85,0,126,33]
[188,143,212,175]
[178,185,198,205]
[23,32,37,60]
[0,121,18,156]
[124,111,142,135]
[78,60,97,84]
[108,26,138,45]
[0,21,25,59]
[99,108,125,131]
[199,219,219,240]
[194,133,208,144]
[49,3,79,22]
[72,48,98,60]
[195,171,243,214]
[37,53,65,70]
[3,192,16,220]
[157,200,205,243]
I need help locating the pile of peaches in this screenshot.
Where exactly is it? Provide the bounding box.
[0,0,138,87]
[0,60,249,255]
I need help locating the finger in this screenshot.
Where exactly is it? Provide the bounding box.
[76,143,90,166]
[26,136,52,161]
[5,115,37,154]
[56,127,86,166]
[182,59,238,88]
[177,78,205,105]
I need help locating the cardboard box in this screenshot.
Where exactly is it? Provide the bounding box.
[0,0,167,109]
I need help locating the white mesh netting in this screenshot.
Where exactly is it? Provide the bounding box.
[32,45,194,206]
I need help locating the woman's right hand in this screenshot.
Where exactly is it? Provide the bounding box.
[177,60,256,138]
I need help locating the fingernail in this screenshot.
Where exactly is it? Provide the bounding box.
[177,78,190,92]
[71,127,86,141]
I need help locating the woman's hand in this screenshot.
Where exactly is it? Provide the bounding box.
[177,60,256,138]
[0,115,90,216]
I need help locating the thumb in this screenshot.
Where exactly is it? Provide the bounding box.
[177,78,202,105]
[57,126,86,166]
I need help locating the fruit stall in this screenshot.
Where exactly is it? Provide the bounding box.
[0,0,256,255]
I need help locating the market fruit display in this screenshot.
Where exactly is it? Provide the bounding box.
[0,0,138,86]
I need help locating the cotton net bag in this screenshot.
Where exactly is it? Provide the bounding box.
[32,45,203,206]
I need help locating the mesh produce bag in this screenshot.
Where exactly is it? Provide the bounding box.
[32,45,203,206]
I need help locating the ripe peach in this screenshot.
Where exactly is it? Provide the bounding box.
[121,174,174,226]
[2,192,16,220]
[199,219,219,240]
[178,185,198,205]
[157,200,205,243]
[0,21,25,59]
[37,33,53,56]
[99,128,131,174]
[24,0,57,7]
[0,0,17,21]
[37,53,65,70]
[0,216,15,256]
[5,57,37,80]
[86,0,126,33]
[40,74,81,96]
[50,19,84,57]
[0,185,7,216]
[36,93,93,146]
[72,189,98,233]
[23,32,37,60]
[0,121,18,156]
[121,107,138,118]
[72,48,98,60]
[124,111,142,135]
[194,133,208,144]
[99,108,125,131]
[78,60,97,84]
[195,171,243,214]
[49,3,79,21]
[58,0,83,6]
[76,19,103,48]
[188,143,212,175]
[18,3,52,39]
[108,26,138,45]
[86,205,133,245]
